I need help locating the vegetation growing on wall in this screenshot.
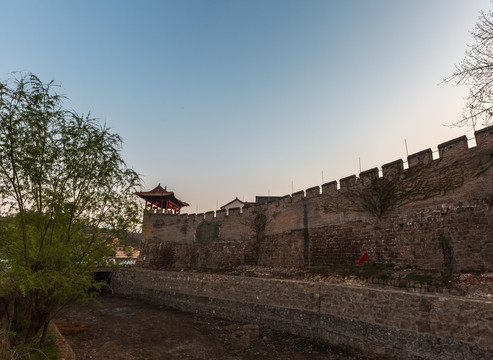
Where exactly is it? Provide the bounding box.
[440,235,454,277]
[322,164,465,218]
[247,211,268,265]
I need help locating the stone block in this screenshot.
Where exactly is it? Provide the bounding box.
[475,124,493,147]
[407,149,433,168]
[437,135,468,158]
[230,330,250,350]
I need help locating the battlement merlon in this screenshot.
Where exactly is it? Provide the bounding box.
[280,194,292,205]
[438,135,468,158]
[215,209,227,220]
[408,149,433,168]
[359,168,379,184]
[305,186,320,198]
[382,159,404,179]
[291,190,305,201]
[322,181,337,194]
[339,175,358,189]
[475,124,493,147]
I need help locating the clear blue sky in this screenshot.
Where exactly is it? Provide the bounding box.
[1,0,490,213]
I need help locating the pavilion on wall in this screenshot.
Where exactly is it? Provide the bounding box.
[135,184,189,214]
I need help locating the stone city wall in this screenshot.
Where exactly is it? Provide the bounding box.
[139,125,493,275]
[112,268,493,360]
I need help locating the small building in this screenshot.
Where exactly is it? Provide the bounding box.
[220,196,281,214]
[220,197,246,214]
[135,184,189,214]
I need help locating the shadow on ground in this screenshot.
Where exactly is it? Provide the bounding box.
[55,295,377,360]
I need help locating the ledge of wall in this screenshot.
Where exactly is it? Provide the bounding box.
[113,268,493,360]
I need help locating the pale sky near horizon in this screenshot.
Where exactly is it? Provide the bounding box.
[1,0,491,214]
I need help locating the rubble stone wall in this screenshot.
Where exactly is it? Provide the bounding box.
[112,268,493,360]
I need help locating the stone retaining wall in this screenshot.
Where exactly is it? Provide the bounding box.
[112,268,493,360]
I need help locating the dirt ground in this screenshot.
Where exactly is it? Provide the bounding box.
[53,270,493,359]
[55,295,376,360]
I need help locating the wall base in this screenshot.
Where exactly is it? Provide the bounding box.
[112,268,493,360]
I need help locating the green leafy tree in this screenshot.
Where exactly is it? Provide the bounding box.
[0,73,141,350]
[445,8,493,128]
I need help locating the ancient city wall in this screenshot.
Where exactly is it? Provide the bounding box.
[113,268,493,360]
[139,125,493,275]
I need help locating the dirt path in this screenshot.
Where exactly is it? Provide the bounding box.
[55,295,375,360]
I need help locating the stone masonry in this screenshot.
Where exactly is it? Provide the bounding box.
[112,268,493,360]
[139,125,493,275]
[114,125,493,359]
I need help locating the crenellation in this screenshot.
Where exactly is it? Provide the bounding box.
[133,127,493,359]
[241,205,255,217]
[474,124,493,147]
[279,194,292,204]
[359,168,379,184]
[305,186,320,198]
[321,181,337,194]
[139,126,493,274]
[187,213,197,221]
[382,159,404,178]
[437,135,468,158]
[339,175,357,189]
[215,209,227,220]
[407,148,433,168]
[291,190,305,201]
[255,202,270,213]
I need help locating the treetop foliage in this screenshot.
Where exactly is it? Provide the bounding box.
[0,72,141,349]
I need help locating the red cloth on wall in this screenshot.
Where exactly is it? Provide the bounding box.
[357,252,368,264]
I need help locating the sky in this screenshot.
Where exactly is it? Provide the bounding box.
[1,0,491,214]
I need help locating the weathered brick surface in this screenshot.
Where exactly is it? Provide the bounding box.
[139,125,493,274]
[127,128,493,359]
[113,269,493,360]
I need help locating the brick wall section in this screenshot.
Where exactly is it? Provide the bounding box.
[139,125,493,274]
[113,268,493,360]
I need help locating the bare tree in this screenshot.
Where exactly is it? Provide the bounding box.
[444,9,493,129]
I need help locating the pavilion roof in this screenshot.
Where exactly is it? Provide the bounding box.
[135,184,189,208]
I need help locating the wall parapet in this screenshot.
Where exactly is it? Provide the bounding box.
[408,148,433,168]
[339,175,357,189]
[382,159,403,178]
[305,186,320,198]
[475,125,493,147]
[438,135,468,158]
[175,126,493,219]
[291,190,304,201]
[321,181,337,194]
[140,125,493,273]
[359,167,378,184]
